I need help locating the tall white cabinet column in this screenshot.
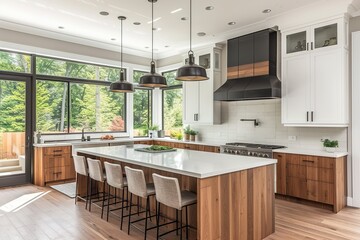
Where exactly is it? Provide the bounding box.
[352,31,360,208]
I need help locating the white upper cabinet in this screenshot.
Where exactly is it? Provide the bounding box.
[183,46,222,125]
[281,17,349,127]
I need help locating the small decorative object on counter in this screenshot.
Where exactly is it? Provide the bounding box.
[101,135,114,140]
[189,130,197,141]
[322,138,339,152]
[183,126,191,141]
[34,131,42,144]
[148,125,159,138]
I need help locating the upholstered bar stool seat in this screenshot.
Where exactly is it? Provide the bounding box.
[104,162,129,226]
[87,158,108,219]
[152,173,197,240]
[124,166,157,239]
[73,155,89,208]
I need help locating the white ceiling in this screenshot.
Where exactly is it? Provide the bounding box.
[0,0,332,58]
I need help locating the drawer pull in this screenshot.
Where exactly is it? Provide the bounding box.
[302,160,315,163]
[53,150,63,153]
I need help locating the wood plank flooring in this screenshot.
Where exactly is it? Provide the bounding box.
[0,184,359,240]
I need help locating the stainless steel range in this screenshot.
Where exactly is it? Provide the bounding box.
[220,142,285,158]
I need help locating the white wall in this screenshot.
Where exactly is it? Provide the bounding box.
[192,99,348,151]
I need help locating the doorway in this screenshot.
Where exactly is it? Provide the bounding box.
[0,75,32,187]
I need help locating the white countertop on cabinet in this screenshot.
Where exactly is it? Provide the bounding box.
[77,145,277,179]
[273,148,348,158]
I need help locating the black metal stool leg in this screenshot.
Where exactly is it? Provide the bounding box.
[120,187,125,230]
[137,196,140,216]
[156,202,160,239]
[89,178,93,212]
[128,193,133,235]
[176,210,179,235]
[75,173,78,205]
[144,197,149,240]
[101,181,106,219]
[106,184,111,221]
[186,206,189,240]
[180,209,182,240]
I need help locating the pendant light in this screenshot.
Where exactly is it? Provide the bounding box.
[176,0,209,81]
[110,16,134,93]
[139,0,167,88]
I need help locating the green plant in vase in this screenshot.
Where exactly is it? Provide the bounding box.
[183,126,191,141]
[189,130,197,141]
[322,139,339,153]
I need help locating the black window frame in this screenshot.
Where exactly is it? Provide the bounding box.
[132,70,153,137]
[161,70,183,135]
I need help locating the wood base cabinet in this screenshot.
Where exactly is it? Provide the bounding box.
[274,152,346,213]
[34,146,75,186]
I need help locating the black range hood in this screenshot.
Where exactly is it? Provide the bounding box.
[214,28,281,101]
[214,75,281,101]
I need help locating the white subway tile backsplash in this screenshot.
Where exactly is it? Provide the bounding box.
[195,100,348,151]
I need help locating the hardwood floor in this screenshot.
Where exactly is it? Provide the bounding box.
[0,184,359,240]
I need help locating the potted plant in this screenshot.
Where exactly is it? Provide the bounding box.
[183,126,191,141]
[189,130,197,142]
[148,125,159,138]
[322,139,339,152]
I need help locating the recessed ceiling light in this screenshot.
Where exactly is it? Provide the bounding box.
[228,21,236,25]
[171,8,182,14]
[181,17,187,21]
[145,46,149,49]
[147,17,161,24]
[197,32,206,37]
[164,45,170,48]
[152,27,162,31]
[262,9,271,13]
[111,38,116,41]
[58,26,64,29]
[99,11,109,16]
[133,22,141,25]
[205,6,214,10]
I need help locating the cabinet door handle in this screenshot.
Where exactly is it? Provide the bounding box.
[311,42,314,50]
[302,160,315,163]
[307,43,309,51]
[311,111,314,122]
[306,111,309,122]
[53,154,62,157]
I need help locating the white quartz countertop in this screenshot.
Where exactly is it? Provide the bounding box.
[77,145,277,179]
[273,148,348,158]
[33,137,222,148]
[33,138,135,147]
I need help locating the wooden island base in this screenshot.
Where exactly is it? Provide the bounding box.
[78,153,275,240]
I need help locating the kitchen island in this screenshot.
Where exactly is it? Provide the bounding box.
[77,145,277,240]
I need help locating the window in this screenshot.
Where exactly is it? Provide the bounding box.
[162,70,183,136]
[0,50,31,73]
[36,56,123,81]
[36,80,68,133]
[133,70,152,137]
[35,56,126,134]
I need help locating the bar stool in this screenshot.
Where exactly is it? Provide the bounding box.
[152,173,197,240]
[87,158,107,219]
[73,155,89,209]
[124,166,157,239]
[104,162,128,227]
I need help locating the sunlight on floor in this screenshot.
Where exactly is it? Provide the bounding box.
[0,190,51,213]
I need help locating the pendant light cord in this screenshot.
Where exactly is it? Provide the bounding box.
[120,18,123,70]
[189,0,192,53]
[151,0,154,63]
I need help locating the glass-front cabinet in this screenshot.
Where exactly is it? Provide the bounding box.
[283,18,346,57]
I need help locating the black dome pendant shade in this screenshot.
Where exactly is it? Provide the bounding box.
[110,16,134,93]
[176,0,208,81]
[139,0,167,88]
